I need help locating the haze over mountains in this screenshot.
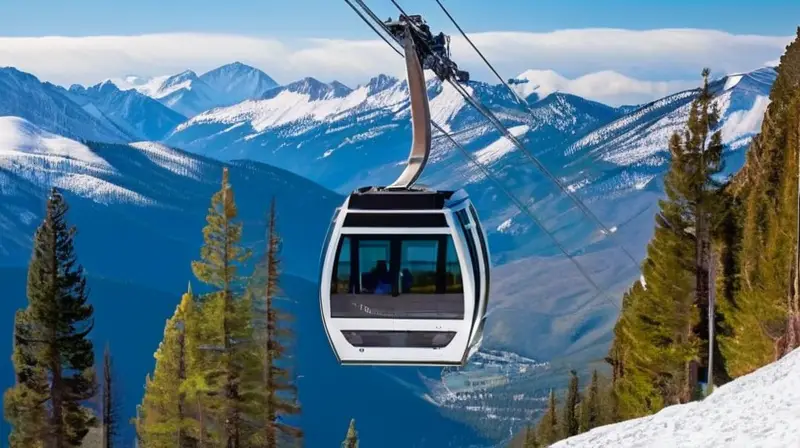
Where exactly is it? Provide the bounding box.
[0,60,777,445]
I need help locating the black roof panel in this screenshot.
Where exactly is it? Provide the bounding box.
[348,187,455,210]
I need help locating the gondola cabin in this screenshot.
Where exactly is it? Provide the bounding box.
[319,187,490,366]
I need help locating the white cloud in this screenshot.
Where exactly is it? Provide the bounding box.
[0,29,791,105]
[513,69,698,105]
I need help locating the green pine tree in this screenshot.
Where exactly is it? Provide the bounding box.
[341,419,358,448]
[561,371,579,437]
[3,188,98,448]
[606,68,727,417]
[522,423,538,447]
[4,310,49,448]
[254,197,303,448]
[249,197,303,447]
[536,389,558,445]
[190,167,260,447]
[137,286,196,448]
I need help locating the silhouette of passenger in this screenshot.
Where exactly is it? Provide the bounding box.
[374,260,391,294]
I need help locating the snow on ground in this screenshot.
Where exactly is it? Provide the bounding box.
[720,95,771,144]
[0,116,156,206]
[177,87,369,133]
[0,116,112,170]
[723,74,743,91]
[552,348,800,448]
[109,74,169,96]
[176,77,470,139]
[129,141,205,180]
[428,82,469,133]
[472,125,530,165]
[53,173,154,206]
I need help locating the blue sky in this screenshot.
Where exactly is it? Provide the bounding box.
[1,0,796,38]
[0,0,796,104]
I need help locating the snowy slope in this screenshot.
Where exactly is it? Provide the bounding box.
[565,67,776,169]
[63,81,187,141]
[0,68,134,143]
[552,348,800,448]
[145,70,220,117]
[0,115,338,281]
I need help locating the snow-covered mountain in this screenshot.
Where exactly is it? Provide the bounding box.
[199,61,279,104]
[552,347,800,447]
[62,81,187,141]
[164,72,624,191]
[137,69,221,117]
[0,115,337,281]
[109,62,280,117]
[0,67,134,143]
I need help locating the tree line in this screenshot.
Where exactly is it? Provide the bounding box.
[516,369,615,447]
[3,169,362,447]
[515,28,800,447]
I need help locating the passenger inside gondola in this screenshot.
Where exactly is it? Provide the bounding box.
[373,260,391,294]
[331,234,466,319]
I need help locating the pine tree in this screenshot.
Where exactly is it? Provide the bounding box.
[101,344,119,448]
[341,419,358,448]
[3,188,97,448]
[536,389,558,444]
[588,370,603,429]
[561,371,579,437]
[522,424,538,448]
[137,286,196,447]
[4,310,48,448]
[606,69,727,417]
[250,197,302,447]
[190,167,259,447]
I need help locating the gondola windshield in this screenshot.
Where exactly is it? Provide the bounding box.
[329,234,464,319]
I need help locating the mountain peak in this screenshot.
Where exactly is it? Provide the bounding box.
[198,62,279,106]
[366,74,400,94]
[169,70,199,83]
[207,61,256,73]
[329,80,353,96]
[0,66,41,83]
[271,77,348,101]
[96,79,120,93]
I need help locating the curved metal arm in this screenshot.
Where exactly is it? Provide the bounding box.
[387,27,432,190]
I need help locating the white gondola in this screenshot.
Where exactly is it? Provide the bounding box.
[318,24,491,366]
